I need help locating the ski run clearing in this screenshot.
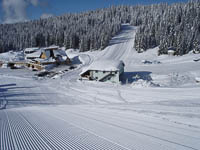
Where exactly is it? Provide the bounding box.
[1,24,200,150]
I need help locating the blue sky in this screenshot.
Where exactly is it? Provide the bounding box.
[0,0,189,23]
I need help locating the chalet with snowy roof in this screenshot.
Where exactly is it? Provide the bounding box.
[25,46,71,65]
[80,60,125,83]
[23,46,71,71]
[25,46,60,60]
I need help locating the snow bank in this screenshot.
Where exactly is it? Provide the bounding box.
[131,79,160,88]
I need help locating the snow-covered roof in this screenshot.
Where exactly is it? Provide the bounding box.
[81,60,124,75]
[26,49,42,58]
[0,51,24,62]
[24,47,39,52]
[167,47,176,53]
[195,77,200,82]
[26,48,67,59]
[44,45,59,50]
[53,49,67,57]
[168,50,175,53]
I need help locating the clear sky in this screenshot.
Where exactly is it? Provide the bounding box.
[0,0,189,24]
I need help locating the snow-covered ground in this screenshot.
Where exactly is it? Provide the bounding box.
[0,24,200,150]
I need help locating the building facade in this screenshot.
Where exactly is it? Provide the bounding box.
[80,60,125,83]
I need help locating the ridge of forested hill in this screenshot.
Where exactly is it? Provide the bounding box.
[0,0,200,55]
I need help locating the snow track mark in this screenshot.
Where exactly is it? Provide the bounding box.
[0,111,17,150]
[4,111,50,150]
[1,109,130,150]
[53,107,199,150]
[41,110,131,150]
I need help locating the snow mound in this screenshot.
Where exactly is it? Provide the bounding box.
[131,79,160,88]
[151,72,197,87]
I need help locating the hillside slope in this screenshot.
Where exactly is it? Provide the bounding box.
[1,1,200,55]
[0,24,200,150]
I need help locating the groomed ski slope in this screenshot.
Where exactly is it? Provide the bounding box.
[1,24,200,150]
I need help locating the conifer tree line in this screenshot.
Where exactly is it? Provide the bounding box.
[0,10,121,53]
[133,1,200,55]
[0,0,199,55]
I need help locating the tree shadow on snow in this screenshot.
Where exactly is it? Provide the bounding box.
[121,71,152,84]
[0,84,58,109]
[0,84,17,88]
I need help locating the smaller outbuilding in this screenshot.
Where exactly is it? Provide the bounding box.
[167,47,176,56]
[195,77,200,83]
[80,60,125,83]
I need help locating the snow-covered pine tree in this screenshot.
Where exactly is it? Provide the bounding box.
[0,1,200,55]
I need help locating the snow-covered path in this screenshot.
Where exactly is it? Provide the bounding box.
[1,24,200,150]
[1,106,200,150]
[0,109,128,150]
[97,25,137,62]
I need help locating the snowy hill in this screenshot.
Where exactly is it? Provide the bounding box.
[1,1,200,56]
[0,24,200,150]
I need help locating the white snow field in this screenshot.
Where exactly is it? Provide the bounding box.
[1,24,200,150]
